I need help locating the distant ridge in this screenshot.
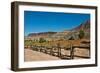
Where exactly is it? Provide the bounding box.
[28,32,57,37]
[26,20,90,39]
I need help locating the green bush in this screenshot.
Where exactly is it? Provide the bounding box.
[79,30,85,39]
[39,38,46,43]
[24,40,33,46]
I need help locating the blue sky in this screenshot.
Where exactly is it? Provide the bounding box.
[24,11,90,36]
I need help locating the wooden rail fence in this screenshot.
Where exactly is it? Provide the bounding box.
[25,44,90,60]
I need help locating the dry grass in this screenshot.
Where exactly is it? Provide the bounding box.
[30,39,89,47]
[24,39,90,61]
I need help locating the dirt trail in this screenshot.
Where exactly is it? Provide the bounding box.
[24,49,60,61]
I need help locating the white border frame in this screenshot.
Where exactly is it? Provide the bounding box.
[18,5,96,68]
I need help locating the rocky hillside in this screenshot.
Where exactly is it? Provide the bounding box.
[64,20,90,40]
[26,20,90,40]
[71,20,90,32]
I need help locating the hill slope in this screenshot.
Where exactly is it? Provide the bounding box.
[26,20,90,40]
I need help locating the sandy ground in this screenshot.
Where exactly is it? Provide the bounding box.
[24,49,60,61]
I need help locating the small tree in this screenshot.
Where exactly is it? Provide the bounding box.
[39,38,46,43]
[79,30,85,39]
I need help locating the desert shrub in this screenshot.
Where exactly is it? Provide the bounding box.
[79,30,85,39]
[39,38,46,43]
[24,40,33,46]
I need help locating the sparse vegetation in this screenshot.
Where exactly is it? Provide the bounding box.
[39,38,46,43]
[79,30,85,39]
[24,40,33,46]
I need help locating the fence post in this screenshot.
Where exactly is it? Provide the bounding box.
[50,46,53,55]
[70,44,74,59]
[58,47,61,57]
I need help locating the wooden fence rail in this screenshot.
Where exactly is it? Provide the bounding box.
[25,44,90,60]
